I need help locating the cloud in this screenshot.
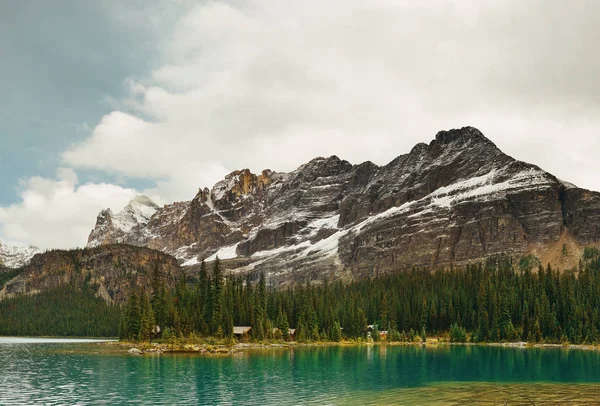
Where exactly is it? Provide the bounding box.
[0,168,139,249]
[61,0,600,201]
[5,0,600,249]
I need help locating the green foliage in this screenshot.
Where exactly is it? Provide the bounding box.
[277,308,290,340]
[518,255,541,272]
[273,328,283,340]
[372,324,380,342]
[138,291,156,342]
[210,258,223,335]
[584,247,599,261]
[449,323,467,343]
[0,285,119,336]
[331,321,342,342]
[0,268,22,290]
[115,246,600,345]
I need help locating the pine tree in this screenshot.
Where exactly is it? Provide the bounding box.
[118,310,128,340]
[331,321,342,342]
[211,258,223,335]
[126,290,141,340]
[138,291,156,342]
[277,308,290,340]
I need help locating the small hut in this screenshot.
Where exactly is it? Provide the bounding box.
[233,326,252,341]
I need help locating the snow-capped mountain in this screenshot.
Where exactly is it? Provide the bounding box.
[88,195,160,247]
[0,242,40,268]
[87,127,600,282]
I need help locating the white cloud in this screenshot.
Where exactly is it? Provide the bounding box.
[4,0,600,249]
[61,0,600,200]
[0,168,139,249]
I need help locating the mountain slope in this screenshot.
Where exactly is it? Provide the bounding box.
[0,242,40,268]
[87,127,600,281]
[0,245,182,304]
[87,195,160,247]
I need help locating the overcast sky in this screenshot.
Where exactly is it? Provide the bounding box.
[1,0,599,249]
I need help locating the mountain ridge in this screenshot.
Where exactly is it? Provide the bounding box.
[87,127,600,282]
[0,242,40,269]
[0,244,181,304]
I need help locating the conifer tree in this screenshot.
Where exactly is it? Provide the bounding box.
[331,321,342,342]
[139,291,156,342]
[211,257,223,335]
[277,308,290,340]
[127,290,141,340]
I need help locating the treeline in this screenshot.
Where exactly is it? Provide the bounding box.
[0,285,120,337]
[120,248,600,345]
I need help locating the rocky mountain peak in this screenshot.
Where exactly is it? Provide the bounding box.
[210,168,276,207]
[433,126,491,145]
[88,195,160,247]
[86,127,600,282]
[294,155,353,182]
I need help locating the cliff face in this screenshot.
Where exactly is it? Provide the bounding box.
[87,127,600,282]
[0,245,182,304]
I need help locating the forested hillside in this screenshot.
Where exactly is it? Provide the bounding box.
[0,285,120,336]
[121,248,600,345]
[3,246,600,341]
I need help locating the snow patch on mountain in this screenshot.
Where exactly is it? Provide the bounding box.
[206,244,239,261]
[112,195,159,233]
[0,242,40,268]
[430,167,552,209]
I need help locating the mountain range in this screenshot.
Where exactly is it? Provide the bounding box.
[80,126,600,283]
[0,242,40,269]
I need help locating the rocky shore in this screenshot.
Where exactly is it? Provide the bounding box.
[109,338,600,356]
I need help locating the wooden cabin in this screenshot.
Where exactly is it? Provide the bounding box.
[233,326,252,341]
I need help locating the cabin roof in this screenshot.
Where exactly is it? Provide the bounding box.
[233,326,252,335]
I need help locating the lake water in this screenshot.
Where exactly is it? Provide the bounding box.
[2,339,600,405]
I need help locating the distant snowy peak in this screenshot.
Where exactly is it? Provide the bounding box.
[87,195,159,247]
[113,195,160,233]
[0,242,40,268]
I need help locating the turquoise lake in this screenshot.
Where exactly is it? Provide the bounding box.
[2,338,600,405]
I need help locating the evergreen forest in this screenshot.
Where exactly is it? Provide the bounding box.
[0,285,120,337]
[119,248,600,345]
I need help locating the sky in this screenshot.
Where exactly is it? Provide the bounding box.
[1,0,599,250]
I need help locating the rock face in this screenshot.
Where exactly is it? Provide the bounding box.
[0,245,182,304]
[87,127,600,282]
[87,195,160,247]
[0,242,40,268]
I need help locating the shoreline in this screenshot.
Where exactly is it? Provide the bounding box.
[107,338,600,355]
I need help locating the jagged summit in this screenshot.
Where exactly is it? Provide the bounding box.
[434,126,491,145]
[87,127,600,282]
[87,195,160,247]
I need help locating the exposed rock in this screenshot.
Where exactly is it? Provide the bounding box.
[87,195,160,248]
[87,127,600,283]
[0,245,182,303]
